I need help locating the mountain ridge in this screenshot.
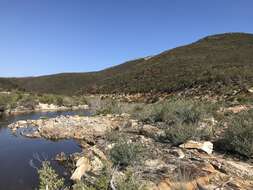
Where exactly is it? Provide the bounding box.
[1,32,253,95]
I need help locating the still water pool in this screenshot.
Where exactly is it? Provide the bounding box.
[0,110,89,190]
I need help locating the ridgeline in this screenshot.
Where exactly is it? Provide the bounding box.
[1,33,253,95]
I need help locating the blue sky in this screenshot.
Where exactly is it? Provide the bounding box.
[0,0,252,77]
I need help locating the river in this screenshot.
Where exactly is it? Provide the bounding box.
[0,110,90,190]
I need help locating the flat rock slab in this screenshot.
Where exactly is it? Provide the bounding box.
[8,115,128,141]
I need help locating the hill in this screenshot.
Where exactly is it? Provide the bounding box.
[1,32,253,95]
[0,78,19,91]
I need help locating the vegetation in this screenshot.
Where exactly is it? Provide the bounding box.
[134,99,215,144]
[38,161,64,190]
[0,91,88,113]
[115,170,147,190]
[109,139,145,167]
[163,123,199,145]
[136,99,206,124]
[1,33,253,95]
[222,110,253,157]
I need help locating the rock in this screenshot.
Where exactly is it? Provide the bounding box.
[179,140,213,155]
[89,146,107,161]
[248,87,253,93]
[8,114,128,140]
[144,159,166,170]
[71,157,91,181]
[55,152,67,162]
[90,156,104,174]
[72,104,89,110]
[170,148,185,159]
[223,105,251,113]
[211,159,253,179]
[140,124,162,138]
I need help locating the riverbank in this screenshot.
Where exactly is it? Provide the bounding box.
[2,103,88,116]
[0,91,89,117]
[8,103,253,190]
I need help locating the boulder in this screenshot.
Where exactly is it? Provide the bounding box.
[179,140,213,155]
[71,157,91,181]
[248,87,253,93]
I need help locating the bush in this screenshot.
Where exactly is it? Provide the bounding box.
[38,161,64,190]
[110,140,144,167]
[38,94,56,105]
[19,94,38,109]
[137,99,205,125]
[116,170,147,190]
[162,123,198,145]
[73,165,111,190]
[222,110,253,157]
[73,167,146,190]
[72,182,96,190]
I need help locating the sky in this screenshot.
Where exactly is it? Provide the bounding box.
[0,0,252,77]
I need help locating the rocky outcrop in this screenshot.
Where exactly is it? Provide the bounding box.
[8,114,129,141]
[2,103,88,116]
[71,157,91,181]
[35,103,88,112]
[179,140,213,155]
[7,113,253,189]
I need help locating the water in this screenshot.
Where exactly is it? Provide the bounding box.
[0,110,90,190]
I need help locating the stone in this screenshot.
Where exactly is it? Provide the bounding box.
[179,140,213,155]
[248,87,253,93]
[170,148,185,159]
[224,105,250,113]
[89,146,107,161]
[140,124,162,138]
[71,157,91,181]
[55,152,67,162]
[90,156,104,174]
[144,159,166,170]
[8,114,127,140]
[211,159,253,179]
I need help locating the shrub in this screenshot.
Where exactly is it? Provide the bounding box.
[222,110,253,157]
[137,99,206,125]
[105,130,123,143]
[162,123,198,145]
[72,183,96,190]
[38,161,64,190]
[73,167,146,190]
[39,94,56,105]
[19,94,38,109]
[116,170,147,190]
[109,140,144,167]
[73,165,111,190]
[55,96,64,106]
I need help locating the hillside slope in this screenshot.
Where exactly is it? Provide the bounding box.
[0,78,19,90]
[1,33,253,95]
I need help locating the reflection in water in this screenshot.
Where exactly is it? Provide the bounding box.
[0,110,89,190]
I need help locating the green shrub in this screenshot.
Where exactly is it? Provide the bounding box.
[73,167,146,190]
[222,110,253,157]
[116,170,147,190]
[38,161,64,190]
[38,94,56,105]
[110,140,144,167]
[162,123,198,145]
[55,96,64,106]
[137,99,206,125]
[72,182,96,190]
[105,130,123,143]
[19,94,38,109]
